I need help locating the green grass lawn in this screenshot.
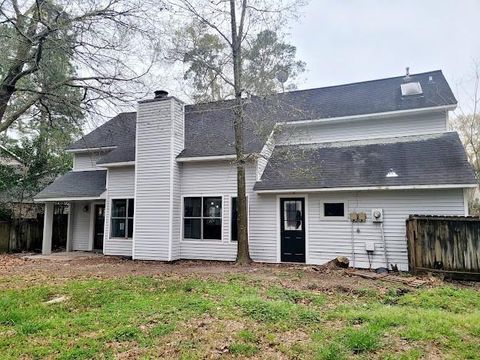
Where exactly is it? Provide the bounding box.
[1,273,479,359]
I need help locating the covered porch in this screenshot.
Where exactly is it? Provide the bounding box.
[34,170,107,255]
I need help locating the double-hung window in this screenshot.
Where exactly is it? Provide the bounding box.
[111,199,134,238]
[184,197,222,240]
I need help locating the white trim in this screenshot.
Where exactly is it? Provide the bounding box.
[66,146,116,154]
[168,99,175,261]
[132,110,139,260]
[70,170,102,173]
[98,161,135,168]
[180,194,225,243]
[463,188,470,216]
[256,127,277,181]
[280,105,456,127]
[176,155,238,162]
[320,200,349,220]
[34,196,103,202]
[256,184,478,194]
[276,194,308,263]
[108,197,134,240]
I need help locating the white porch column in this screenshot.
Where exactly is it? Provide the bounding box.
[42,202,54,255]
[66,202,74,252]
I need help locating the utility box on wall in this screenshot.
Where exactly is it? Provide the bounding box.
[372,209,384,223]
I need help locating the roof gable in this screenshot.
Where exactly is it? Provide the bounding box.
[67,70,457,161]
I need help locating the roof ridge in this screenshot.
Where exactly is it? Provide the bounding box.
[185,70,445,109]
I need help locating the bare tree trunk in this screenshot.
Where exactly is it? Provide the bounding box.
[230,0,251,265]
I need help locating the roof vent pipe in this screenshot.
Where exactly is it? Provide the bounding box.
[404,67,411,81]
[154,90,169,99]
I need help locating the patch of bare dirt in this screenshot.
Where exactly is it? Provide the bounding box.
[0,254,32,273]
[1,252,478,293]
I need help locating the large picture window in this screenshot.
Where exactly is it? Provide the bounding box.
[184,197,222,240]
[111,199,134,238]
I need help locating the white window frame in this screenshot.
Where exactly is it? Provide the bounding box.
[229,195,250,242]
[182,195,224,242]
[320,200,348,220]
[110,198,134,239]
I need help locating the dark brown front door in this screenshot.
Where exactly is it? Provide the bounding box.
[280,198,306,263]
[94,204,105,251]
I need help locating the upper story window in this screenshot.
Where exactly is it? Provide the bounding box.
[111,199,134,238]
[184,197,222,241]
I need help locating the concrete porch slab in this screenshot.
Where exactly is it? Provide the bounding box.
[22,251,102,261]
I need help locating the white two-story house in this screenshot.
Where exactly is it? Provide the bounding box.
[35,70,477,270]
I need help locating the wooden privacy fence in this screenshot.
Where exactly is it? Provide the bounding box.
[406,215,480,279]
[0,214,67,253]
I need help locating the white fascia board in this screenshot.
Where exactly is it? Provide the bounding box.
[255,183,478,194]
[280,105,457,127]
[65,146,117,154]
[33,196,104,202]
[97,161,135,168]
[176,154,238,162]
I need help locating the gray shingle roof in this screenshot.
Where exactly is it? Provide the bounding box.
[254,132,477,191]
[34,170,107,200]
[181,70,456,158]
[66,70,456,162]
[67,112,136,151]
[97,144,135,164]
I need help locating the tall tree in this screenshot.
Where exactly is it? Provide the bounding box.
[0,0,160,133]
[178,25,305,102]
[168,0,306,264]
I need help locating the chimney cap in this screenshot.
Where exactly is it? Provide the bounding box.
[154,90,169,99]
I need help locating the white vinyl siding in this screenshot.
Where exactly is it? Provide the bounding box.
[277,112,447,146]
[180,161,264,261]
[73,152,104,170]
[104,166,135,257]
[133,99,184,261]
[305,189,465,270]
[171,101,184,260]
[71,201,91,251]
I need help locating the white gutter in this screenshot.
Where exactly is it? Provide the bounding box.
[281,105,456,126]
[255,183,478,194]
[97,161,135,168]
[34,196,104,202]
[176,154,238,162]
[65,146,116,154]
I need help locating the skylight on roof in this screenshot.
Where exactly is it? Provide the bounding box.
[386,169,398,178]
[401,82,423,96]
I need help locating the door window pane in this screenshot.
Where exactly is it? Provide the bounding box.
[111,219,126,238]
[184,197,201,217]
[284,200,302,230]
[203,218,222,239]
[324,203,344,217]
[184,219,201,239]
[203,197,222,218]
[112,199,126,217]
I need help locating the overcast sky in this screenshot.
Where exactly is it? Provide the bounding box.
[289,0,480,114]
